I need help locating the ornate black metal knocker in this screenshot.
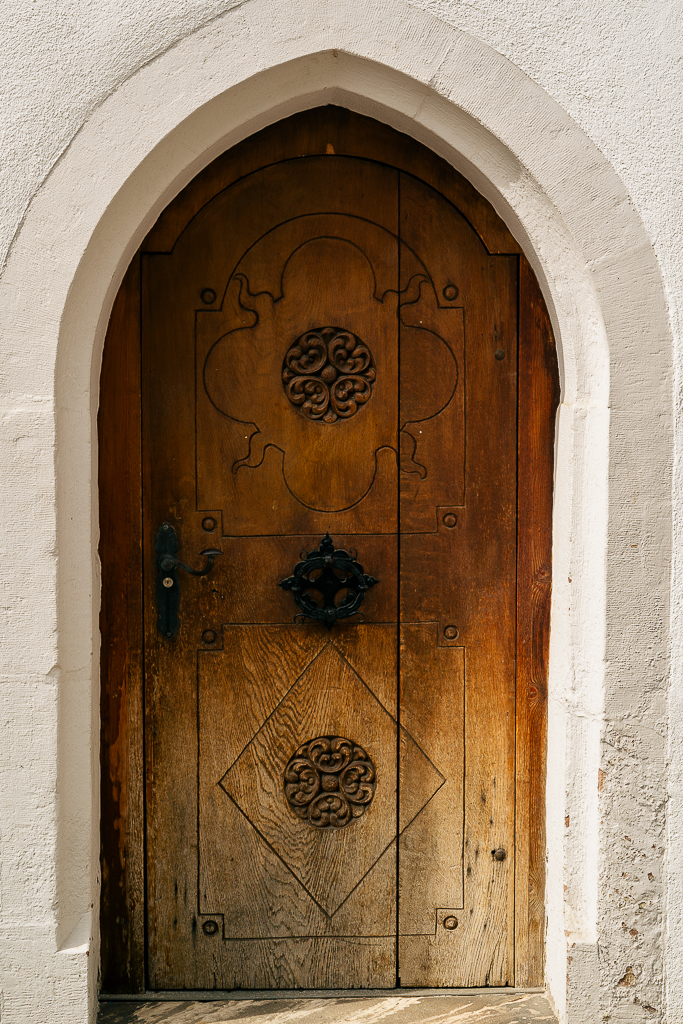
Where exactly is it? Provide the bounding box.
[279,533,379,629]
[155,522,221,638]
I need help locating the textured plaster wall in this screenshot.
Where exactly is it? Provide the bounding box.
[0,2,678,1024]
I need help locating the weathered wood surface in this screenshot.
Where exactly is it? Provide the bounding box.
[397,174,517,988]
[513,257,559,986]
[99,106,558,993]
[142,152,401,990]
[99,254,145,992]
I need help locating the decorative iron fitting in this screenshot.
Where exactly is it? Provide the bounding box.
[278,533,378,629]
[155,522,221,638]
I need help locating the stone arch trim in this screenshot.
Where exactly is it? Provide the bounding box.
[0,2,671,1021]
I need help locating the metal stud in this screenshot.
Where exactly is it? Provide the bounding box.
[493,848,507,861]
[202,920,219,936]
[442,284,459,301]
[202,517,217,532]
[443,916,459,930]
[442,513,457,528]
[495,349,506,360]
[443,625,459,640]
[200,288,217,304]
[202,629,217,645]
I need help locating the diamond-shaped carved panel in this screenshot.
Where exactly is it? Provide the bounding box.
[220,643,443,917]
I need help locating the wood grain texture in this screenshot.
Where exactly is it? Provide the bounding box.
[196,163,399,523]
[192,625,399,988]
[99,255,145,992]
[398,623,464,937]
[99,106,558,995]
[213,637,397,920]
[514,256,559,987]
[398,174,518,987]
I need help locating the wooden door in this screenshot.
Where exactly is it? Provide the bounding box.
[99,108,559,994]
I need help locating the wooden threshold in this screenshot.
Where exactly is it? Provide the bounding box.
[98,991,557,1024]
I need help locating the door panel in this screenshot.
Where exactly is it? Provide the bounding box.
[100,107,558,995]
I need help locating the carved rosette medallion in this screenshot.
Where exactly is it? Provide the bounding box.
[284,736,376,828]
[282,327,376,423]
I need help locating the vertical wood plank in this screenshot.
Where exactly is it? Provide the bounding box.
[99,255,145,992]
[515,255,560,986]
[398,173,518,987]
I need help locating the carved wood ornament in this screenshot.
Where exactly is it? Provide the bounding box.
[282,327,376,423]
[283,736,377,828]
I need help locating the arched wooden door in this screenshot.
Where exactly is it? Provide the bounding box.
[99,107,558,994]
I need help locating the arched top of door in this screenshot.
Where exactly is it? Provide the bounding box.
[143,106,522,257]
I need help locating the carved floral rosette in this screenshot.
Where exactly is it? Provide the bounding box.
[283,736,376,829]
[282,327,376,423]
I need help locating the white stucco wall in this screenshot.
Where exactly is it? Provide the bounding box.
[0,2,679,1022]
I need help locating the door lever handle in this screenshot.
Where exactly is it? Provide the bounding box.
[158,549,221,577]
[155,522,222,638]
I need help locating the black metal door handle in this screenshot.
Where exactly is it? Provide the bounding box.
[278,533,378,629]
[156,522,221,638]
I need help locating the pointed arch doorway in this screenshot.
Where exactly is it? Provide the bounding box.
[99,106,558,993]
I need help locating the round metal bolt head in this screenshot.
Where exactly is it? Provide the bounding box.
[200,288,217,304]
[202,629,217,645]
[202,517,217,532]
[493,848,507,861]
[442,513,457,528]
[443,916,459,930]
[495,349,506,360]
[443,625,459,640]
[442,284,459,301]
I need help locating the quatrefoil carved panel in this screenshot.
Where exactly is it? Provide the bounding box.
[201,222,459,513]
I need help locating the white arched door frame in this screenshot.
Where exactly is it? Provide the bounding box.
[0,4,672,1022]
